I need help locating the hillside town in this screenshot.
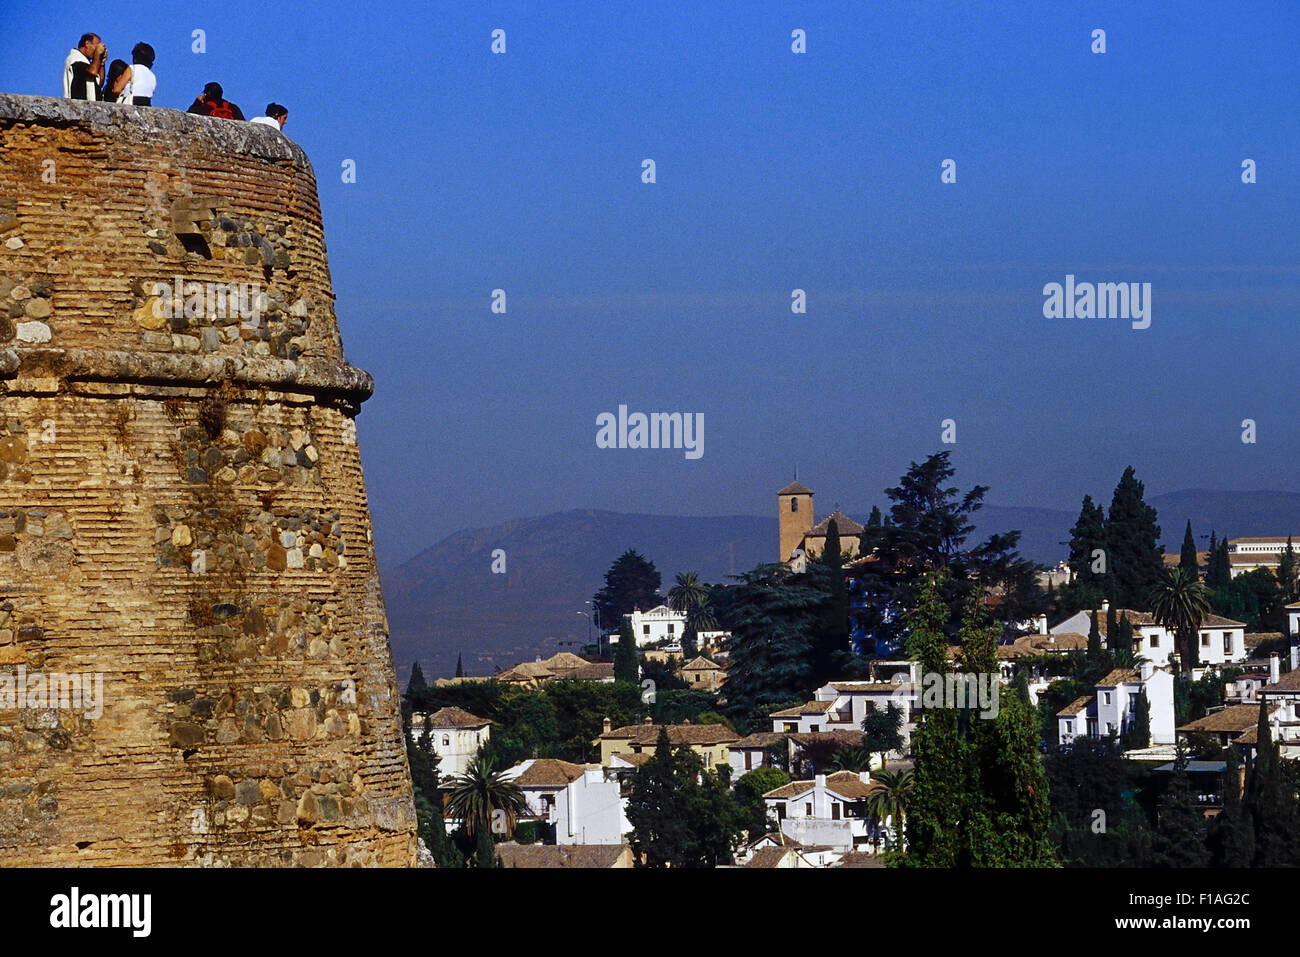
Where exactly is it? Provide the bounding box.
[403,454,1300,868]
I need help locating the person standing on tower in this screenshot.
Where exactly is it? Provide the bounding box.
[63,32,106,100]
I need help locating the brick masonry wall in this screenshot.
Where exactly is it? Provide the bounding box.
[0,94,416,866]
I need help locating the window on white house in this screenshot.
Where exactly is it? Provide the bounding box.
[442,735,449,747]
[1202,632,1210,647]
[1102,692,1111,705]
[667,624,674,634]
[643,625,650,635]
[805,802,813,816]
[1150,634,1160,648]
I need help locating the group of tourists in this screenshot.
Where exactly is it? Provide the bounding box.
[61,32,288,132]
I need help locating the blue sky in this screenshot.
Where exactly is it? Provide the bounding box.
[4,1,1298,568]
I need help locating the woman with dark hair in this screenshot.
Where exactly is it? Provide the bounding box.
[103,58,129,102]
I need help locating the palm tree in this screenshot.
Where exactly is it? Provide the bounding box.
[668,571,715,654]
[829,745,874,773]
[445,753,528,857]
[1149,566,1212,674]
[867,767,914,852]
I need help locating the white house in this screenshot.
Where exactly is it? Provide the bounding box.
[1228,537,1300,578]
[1052,606,1247,667]
[501,758,630,845]
[1057,663,1175,748]
[762,771,884,852]
[409,706,490,778]
[621,604,688,648]
[769,662,921,759]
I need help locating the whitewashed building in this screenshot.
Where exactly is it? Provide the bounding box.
[1057,662,1175,748]
[762,771,884,852]
[501,758,630,845]
[621,604,688,648]
[1052,606,1247,667]
[409,706,490,778]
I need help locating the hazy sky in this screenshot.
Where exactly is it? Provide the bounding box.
[5,1,1298,570]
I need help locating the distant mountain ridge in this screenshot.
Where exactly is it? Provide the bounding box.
[382,491,1300,680]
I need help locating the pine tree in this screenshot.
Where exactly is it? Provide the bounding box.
[1106,605,1118,651]
[816,518,850,683]
[455,652,464,678]
[1206,535,1231,591]
[592,549,664,632]
[614,620,639,684]
[1180,521,1199,580]
[1104,467,1164,610]
[1067,495,1108,608]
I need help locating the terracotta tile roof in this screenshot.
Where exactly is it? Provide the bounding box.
[999,632,1090,657]
[732,732,788,749]
[496,844,632,868]
[1058,695,1095,716]
[423,706,490,729]
[1230,537,1298,545]
[1097,668,1140,686]
[763,770,881,801]
[511,758,588,788]
[1244,632,1281,651]
[807,510,865,536]
[788,729,866,748]
[572,662,615,680]
[745,846,805,868]
[835,851,886,868]
[777,481,814,496]
[610,752,651,767]
[1200,614,1247,628]
[541,651,592,671]
[599,722,738,745]
[1260,670,1300,694]
[682,655,721,671]
[771,699,836,718]
[1178,704,1276,734]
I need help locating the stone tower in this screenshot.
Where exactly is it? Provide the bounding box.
[0,95,416,865]
[777,479,814,562]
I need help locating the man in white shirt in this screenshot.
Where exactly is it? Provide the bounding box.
[249,104,289,132]
[63,33,106,100]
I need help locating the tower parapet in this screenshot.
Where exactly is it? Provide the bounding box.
[0,95,416,866]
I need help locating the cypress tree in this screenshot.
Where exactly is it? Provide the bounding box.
[455,652,464,678]
[1104,467,1164,610]
[1180,521,1199,580]
[1087,611,1102,658]
[1277,536,1299,603]
[406,661,427,697]
[1244,700,1300,865]
[817,518,849,683]
[1106,605,1118,650]
[1115,612,1134,655]
[1123,689,1150,751]
[1151,744,1210,867]
[1210,745,1254,867]
[614,620,640,684]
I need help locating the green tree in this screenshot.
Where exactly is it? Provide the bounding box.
[1209,745,1254,867]
[1243,700,1300,866]
[626,727,741,867]
[407,661,427,697]
[862,703,904,771]
[1104,467,1164,610]
[1206,535,1232,591]
[613,620,639,685]
[1066,494,1108,612]
[1114,613,1134,655]
[1149,566,1212,674]
[668,570,717,659]
[455,652,464,679]
[445,754,528,867]
[1180,520,1199,580]
[1151,745,1210,867]
[721,562,828,732]
[1277,537,1299,603]
[733,767,789,838]
[815,519,851,683]
[1087,611,1103,659]
[867,767,914,851]
[593,549,664,635]
[1123,689,1150,751]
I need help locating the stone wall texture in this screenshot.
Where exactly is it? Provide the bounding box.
[0,94,417,866]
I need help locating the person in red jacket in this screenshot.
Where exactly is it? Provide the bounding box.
[186,82,244,120]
